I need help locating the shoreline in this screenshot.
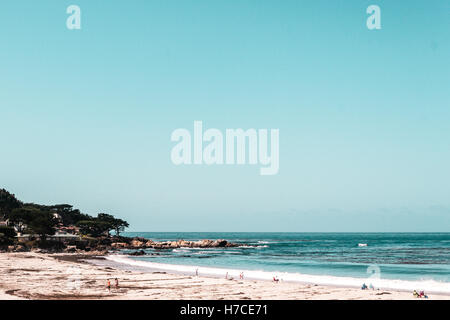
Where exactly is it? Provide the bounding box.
[1,252,449,300]
[103,254,450,296]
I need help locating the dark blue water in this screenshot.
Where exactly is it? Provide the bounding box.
[122,232,450,282]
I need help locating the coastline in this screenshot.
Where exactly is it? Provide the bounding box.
[1,252,449,300]
[104,254,450,295]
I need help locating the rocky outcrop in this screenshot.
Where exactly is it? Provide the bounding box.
[5,236,240,254]
[111,242,128,248]
[65,245,77,253]
[110,238,239,250]
[130,239,145,248]
[6,245,28,252]
[129,250,146,256]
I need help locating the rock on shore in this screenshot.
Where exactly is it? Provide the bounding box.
[0,237,240,254]
[116,238,238,250]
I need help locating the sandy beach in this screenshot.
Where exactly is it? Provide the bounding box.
[0,252,449,300]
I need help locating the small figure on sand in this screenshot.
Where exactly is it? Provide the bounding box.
[414,290,428,299]
[106,279,111,292]
[115,278,119,289]
[273,276,279,283]
[240,272,244,280]
[196,268,199,277]
[225,272,228,279]
[361,283,368,290]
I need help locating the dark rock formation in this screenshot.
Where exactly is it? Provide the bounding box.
[111,238,240,250]
[7,235,241,254]
[129,250,146,256]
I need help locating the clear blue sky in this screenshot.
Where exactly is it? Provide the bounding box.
[1,1,449,231]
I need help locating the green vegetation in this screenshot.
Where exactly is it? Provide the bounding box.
[76,213,129,237]
[76,220,111,237]
[0,189,22,220]
[0,188,129,248]
[8,207,51,234]
[0,226,16,245]
[49,204,92,226]
[97,213,129,236]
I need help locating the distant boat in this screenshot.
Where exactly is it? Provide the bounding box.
[358,243,368,247]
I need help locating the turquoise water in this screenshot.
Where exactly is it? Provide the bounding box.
[122,232,450,283]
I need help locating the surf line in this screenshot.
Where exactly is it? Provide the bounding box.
[170,121,279,175]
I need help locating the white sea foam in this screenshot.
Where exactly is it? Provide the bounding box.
[238,245,268,248]
[105,255,450,294]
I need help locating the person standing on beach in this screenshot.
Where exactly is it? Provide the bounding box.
[115,278,119,289]
[106,279,111,292]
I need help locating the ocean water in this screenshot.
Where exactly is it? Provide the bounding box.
[114,232,450,293]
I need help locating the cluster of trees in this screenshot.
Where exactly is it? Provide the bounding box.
[0,188,22,219]
[49,204,93,226]
[76,213,129,237]
[0,225,16,245]
[0,189,129,241]
[0,189,22,244]
[7,205,56,239]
